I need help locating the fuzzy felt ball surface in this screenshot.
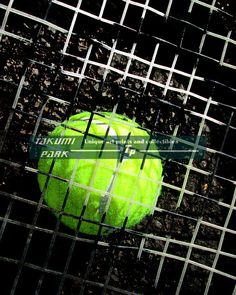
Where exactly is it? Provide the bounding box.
[37,112,163,235]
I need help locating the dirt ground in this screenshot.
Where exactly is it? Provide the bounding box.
[0,0,235,294]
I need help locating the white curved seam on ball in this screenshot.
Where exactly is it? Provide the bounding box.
[81,117,125,216]
[94,119,121,216]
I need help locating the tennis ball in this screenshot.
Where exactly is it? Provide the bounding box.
[37,112,163,235]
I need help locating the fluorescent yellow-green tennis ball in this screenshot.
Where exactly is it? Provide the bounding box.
[37,112,163,235]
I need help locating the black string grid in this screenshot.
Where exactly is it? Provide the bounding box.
[0,0,235,294]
